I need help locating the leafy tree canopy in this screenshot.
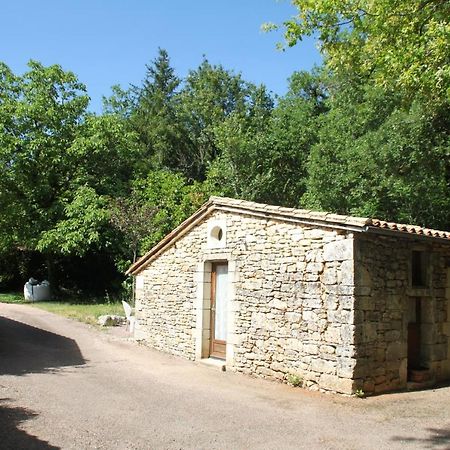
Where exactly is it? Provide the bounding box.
[206,70,325,206]
[178,59,272,180]
[271,0,450,105]
[304,85,450,229]
[0,61,138,286]
[132,170,207,251]
[0,60,89,254]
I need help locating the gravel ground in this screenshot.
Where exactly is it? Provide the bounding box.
[0,302,449,450]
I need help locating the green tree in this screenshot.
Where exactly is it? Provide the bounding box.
[109,195,157,265]
[109,193,159,303]
[130,48,196,177]
[272,0,450,105]
[132,170,206,250]
[304,86,450,229]
[179,59,273,180]
[206,70,326,206]
[102,84,136,118]
[0,61,89,280]
[103,53,275,182]
[0,61,137,287]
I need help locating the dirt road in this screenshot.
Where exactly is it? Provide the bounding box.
[0,303,449,449]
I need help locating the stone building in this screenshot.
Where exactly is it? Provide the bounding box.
[127,197,450,395]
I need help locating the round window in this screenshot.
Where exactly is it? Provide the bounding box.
[211,226,223,242]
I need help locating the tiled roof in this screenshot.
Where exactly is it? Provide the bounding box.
[126,196,449,275]
[210,196,371,228]
[369,219,449,239]
[210,197,449,239]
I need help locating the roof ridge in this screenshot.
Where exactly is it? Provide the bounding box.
[210,196,371,226]
[126,196,449,275]
[210,196,449,239]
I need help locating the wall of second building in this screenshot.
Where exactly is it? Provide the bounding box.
[134,209,359,394]
[353,233,450,394]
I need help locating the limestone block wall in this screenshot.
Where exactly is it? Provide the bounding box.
[226,214,356,394]
[135,209,359,394]
[353,234,450,394]
[134,222,207,359]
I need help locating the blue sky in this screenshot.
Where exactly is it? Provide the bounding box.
[1,1,321,113]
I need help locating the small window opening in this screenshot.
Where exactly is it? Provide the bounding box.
[211,226,223,242]
[411,251,428,287]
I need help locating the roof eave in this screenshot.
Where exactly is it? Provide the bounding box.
[125,197,449,277]
[126,200,366,277]
[213,204,365,233]
[125,200,214,276]
[363,225,450,243]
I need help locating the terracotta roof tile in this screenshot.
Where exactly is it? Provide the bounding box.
[344,217,371,227]
[363,218,448,240]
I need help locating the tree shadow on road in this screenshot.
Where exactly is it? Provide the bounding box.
[391,426,450,449]
[0,398,60,449]
[0,316,85,376]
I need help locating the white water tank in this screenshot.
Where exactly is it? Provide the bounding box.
[24,279,51,302]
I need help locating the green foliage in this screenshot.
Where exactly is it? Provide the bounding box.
[274,0,450,105]
[37,186,110,256]
[69,114,139,196]
[0,61,139,290]
[206,70,324,206]
[304,86,450,228]
[102,84,136,118]
[130,48,193,177]
[1,42,449,298]
[287,373,303,387]
[0,61,89,254]
[109,193,158,263]
[179,58,274,180]
[354,389,365,399]
[133,170,207,252]
[0,292,25,304]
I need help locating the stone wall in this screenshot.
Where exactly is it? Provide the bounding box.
[134,225,205,359]
[135,210,358,394]
[134,207,450,395]
[353,234,450,394]
[226,214,356,394]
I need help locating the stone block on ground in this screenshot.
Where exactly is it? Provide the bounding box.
[98,315,126,327]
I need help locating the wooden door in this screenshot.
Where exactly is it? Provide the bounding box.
[210,262,228,359]
[408,297,422,373]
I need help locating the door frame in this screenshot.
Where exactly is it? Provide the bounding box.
[194,256,236,365]
[209,261,228,359]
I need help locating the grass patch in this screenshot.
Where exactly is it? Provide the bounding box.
[0,292,25,303]
[31,302,124,326]
[0,292,124,326]
[30,301,124,325]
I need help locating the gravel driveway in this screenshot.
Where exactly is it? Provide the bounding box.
[0,303,449,449]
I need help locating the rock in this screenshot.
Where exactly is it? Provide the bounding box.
[319,374,354,394]
[323,239,353,262]
[386,342,404,361]
[268,299,287,310]
[339,260,354,285]
[98,315,125,327]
